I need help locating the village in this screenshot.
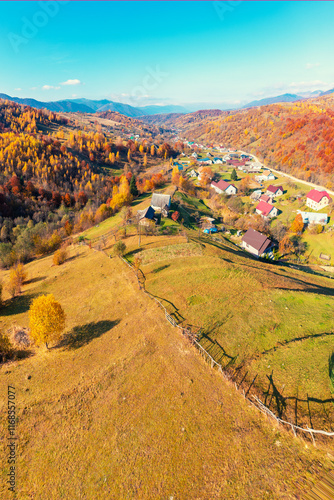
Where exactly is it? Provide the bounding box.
[135,136,333,266]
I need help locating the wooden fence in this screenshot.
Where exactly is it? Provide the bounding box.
[118,255,334,443]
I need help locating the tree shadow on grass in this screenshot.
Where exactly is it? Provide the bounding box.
[0,349,34,365]
[58,320,120,350]
[151,264,170,274]
[64,254,81,263]
[24,276,46,285]
[1,293,38,317]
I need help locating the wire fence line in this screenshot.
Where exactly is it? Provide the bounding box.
[117,255,334,442]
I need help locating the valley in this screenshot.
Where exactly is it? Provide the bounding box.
[0,91,334,499]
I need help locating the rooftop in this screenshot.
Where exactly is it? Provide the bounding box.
[306,189,332,203]
[211,180,231,191]
[242,228,272,253]
[256,200,275,216]
[151,193,171,209]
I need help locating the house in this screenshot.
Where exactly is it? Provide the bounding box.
[241,228,273,257]
[211,180,237,195]
[250,189,262,202]
[255,170,276,182]
[250,161,263,170]
[191,152,198,158]
[151,193,171,217]
[200,216,216,231]
[197,158,213,165]
[213,157,223,164]
[259,194,271,203]
[255,200,278,218]
[189,169,198,178]
[306,189,332,211]
[137,206,156,226]
[266,185,283,198]
[227,159,246,168]
[244,164,262,173]
[297,211,328,225]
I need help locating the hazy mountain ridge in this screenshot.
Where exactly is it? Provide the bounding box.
[1,86,333,117]
[0,93,189,117]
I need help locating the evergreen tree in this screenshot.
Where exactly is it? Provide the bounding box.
[231,168,237,181]
[130,175,138,197]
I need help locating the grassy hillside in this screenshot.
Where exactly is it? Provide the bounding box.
[0,243,333,499]
[135,234,334,431]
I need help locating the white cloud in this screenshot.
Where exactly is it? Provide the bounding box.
[42,85,60,90]
[287,80,327,91]
[60,79,81,86]
[14,88,22,92]
[306,62,321,70]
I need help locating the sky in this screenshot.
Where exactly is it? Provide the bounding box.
[0,1,333,109]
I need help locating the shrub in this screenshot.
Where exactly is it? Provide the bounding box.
[9,325,31,348]
[113,241,126,257]
[171,211,180,222]
[308,223,323,235]
[53,247,68,266]
[0,331,12,363]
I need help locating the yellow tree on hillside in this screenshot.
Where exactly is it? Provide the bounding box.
[29,294,66,348]
[8,263,27,297]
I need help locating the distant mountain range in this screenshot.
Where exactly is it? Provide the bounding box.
[319,87,334,96]
[0,93,189,117]
[1,87,334,117]
[242,89,334,109]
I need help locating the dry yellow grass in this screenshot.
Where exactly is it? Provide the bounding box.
[0,246,332,499]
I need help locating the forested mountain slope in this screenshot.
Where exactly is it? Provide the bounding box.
[162,94,334,187]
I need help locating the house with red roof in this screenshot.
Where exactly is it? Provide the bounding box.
[227,159,246,168]
[255,200,278,218]
[266,185,283,198]
[306,189,332,211]
[211,180,237,195]
[259,194,271,203]
[241,228,273,257]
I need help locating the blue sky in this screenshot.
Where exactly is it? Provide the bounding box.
[0,1,333,108]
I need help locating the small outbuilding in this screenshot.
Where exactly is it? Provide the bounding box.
[137,206,156,226]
